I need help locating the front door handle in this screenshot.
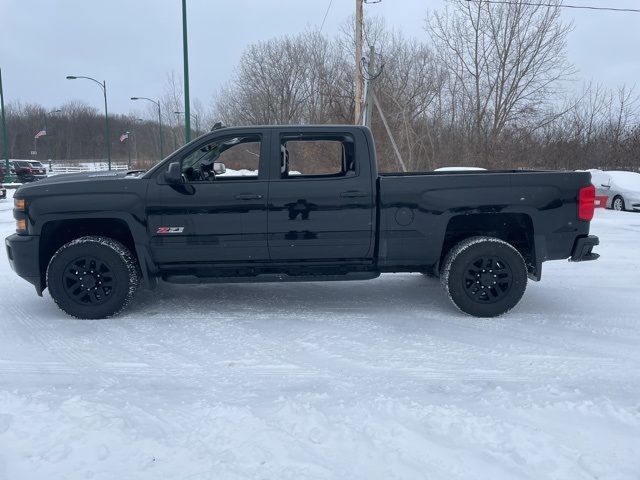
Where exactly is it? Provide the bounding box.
[340,190,368,198]
[235,193,263,200]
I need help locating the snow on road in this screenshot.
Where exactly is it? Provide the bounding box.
[0,189,639,479]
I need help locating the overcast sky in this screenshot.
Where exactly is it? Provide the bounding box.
[1,0,639,118]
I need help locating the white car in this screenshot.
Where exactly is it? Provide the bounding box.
[590,170,640,212]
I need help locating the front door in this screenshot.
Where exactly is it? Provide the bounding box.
[146,131,270,266]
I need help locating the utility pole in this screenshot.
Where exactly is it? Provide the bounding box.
[364,45,375,128]
[354,0,364,125]
[0,68,11,183]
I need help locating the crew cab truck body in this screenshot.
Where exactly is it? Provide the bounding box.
[6,125,599,319]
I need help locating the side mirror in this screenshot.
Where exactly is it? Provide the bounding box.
[164,162,182,184]
[213,162,226,175]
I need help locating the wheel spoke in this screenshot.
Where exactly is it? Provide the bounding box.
[63,255,115,306]
[463,254,513,304]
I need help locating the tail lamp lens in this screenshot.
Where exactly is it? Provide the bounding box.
[14,198,25,210]
[578,185,596,221]
[16,218,27,233]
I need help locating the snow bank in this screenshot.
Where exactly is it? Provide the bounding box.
[1,187,639,479]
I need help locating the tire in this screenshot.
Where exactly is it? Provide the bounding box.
[612,196,625,211]
[47,236,140,319]
[440,236,527,317]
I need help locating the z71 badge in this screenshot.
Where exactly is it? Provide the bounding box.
[157,227,185,234]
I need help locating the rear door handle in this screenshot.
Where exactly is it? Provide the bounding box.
[235,193,263,200]
[340,190,368,198]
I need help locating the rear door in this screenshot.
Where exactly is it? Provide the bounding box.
[146,129,270,265]
[266,128,375,261]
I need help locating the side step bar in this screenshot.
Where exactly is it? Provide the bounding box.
[163,271,380,284]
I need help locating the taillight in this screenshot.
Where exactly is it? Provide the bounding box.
[578,184,596,221]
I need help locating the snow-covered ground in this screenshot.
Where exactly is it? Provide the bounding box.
[0,189,639,480]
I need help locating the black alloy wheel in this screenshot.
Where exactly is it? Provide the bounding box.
[441,237,527,317]
[47,236,140,319]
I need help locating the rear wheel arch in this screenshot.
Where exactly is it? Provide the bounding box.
[438,213,536,277]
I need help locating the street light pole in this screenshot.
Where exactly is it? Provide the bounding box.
[0,67,12,183]
[182,0,192,143]
[130,97,163,160]
[66,75,112,170]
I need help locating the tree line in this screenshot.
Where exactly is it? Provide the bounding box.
[213,0,639,172]
[1,0,638,173]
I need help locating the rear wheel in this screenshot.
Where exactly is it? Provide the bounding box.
[47,236,140,319]
[441,237,527,317]
[612,196,625,211]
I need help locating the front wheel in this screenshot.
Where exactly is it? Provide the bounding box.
[441,237,527,317]
[47,236,140,319]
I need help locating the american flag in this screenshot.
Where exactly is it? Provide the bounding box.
[34,129,46,139]
[119,132,129,142]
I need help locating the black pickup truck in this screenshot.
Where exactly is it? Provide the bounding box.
[6,125,599,319]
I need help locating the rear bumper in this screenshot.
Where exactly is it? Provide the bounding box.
[569,235,600,262]
[5,233,43,295]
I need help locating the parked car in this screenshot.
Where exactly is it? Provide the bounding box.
[26,160,48,180]
[9,160,38,183]
[590,169,640,212]
[0,184,6,200]
[6,125,599,320]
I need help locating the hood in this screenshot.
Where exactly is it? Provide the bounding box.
[16,171,143,194]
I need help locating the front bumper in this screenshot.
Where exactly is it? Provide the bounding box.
[5,233,43,295]
[569,235,600,262]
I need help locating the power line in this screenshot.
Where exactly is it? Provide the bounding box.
[319,0,333,32]
[465,0,640,13]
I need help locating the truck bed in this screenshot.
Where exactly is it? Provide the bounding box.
[377,169,593,276]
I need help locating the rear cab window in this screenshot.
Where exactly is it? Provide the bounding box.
[279,133,357,180]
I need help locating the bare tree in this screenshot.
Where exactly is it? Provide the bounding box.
[426,0,575,163]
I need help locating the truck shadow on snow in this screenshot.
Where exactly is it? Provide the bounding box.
[127,274,457,320]
[123,272,598,322]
